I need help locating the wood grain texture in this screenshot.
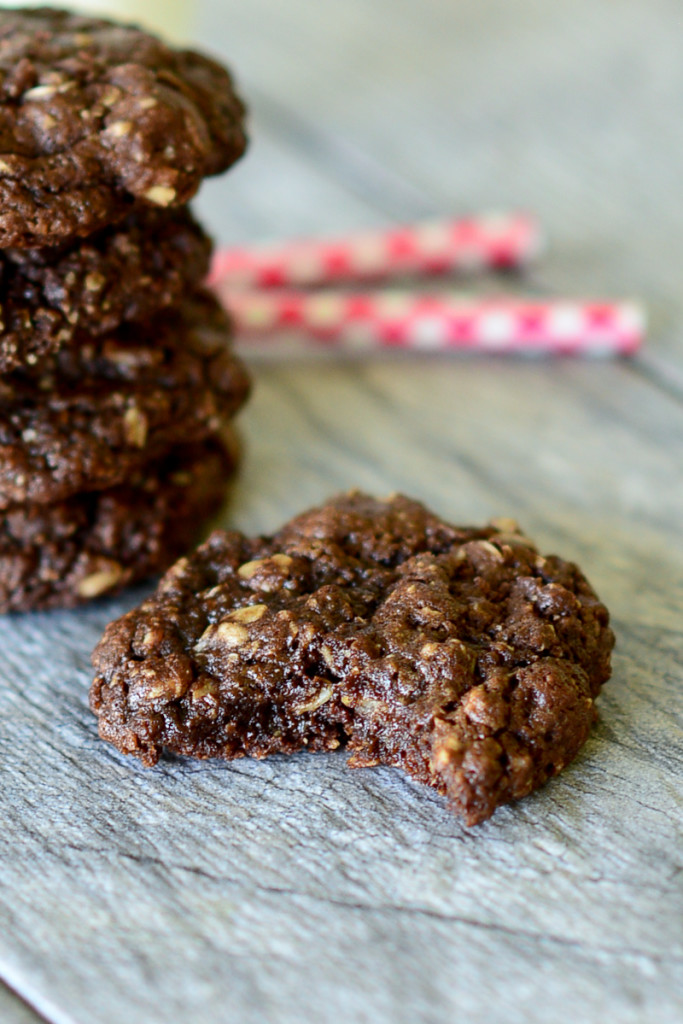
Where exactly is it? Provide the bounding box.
[0,1,682,1022]
[0,360,681,1024]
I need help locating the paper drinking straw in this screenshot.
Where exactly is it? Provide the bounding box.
[223,289,644,355]
[209,213,543,291]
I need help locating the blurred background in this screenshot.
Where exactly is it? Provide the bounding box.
[3,0,679,382]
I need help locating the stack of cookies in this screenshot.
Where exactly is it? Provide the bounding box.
[0,8,250,611]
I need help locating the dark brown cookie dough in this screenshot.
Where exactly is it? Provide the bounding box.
[0,205,212,372]
[90,492,614,824]
[0,432,238,612]
[0,8,247,247]
[0,290,250,508]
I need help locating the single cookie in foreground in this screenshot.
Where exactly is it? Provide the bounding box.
[0,206,212,373]
[0,8,247,247]
[0,290,250,508]
[0,432,238,612]
[90,492,614,824]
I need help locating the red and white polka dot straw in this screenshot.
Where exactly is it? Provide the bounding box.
[224,289,645,355]
[209,213,542,290]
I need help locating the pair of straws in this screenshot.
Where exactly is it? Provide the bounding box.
[208,214,644,355]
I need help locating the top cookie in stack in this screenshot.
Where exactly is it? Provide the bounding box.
[0,7,246,249]
[0,7,251,612]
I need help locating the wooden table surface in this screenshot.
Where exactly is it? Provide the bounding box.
[1,2,682,1022]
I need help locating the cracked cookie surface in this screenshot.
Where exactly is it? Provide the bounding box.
[0,206,211,373]
[0,290,250,508]
[0,433,238,612]
[0,8,247,246]
[91,492,614,824]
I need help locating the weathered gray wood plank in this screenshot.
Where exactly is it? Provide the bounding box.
[0,357,681,1024]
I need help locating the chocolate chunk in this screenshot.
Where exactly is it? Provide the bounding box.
[91,492,614,824]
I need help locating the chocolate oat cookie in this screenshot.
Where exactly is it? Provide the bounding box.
[91,492,614,824]
[0,206,212,372]
[0,8,247,247]
[0,290,250,508]
[0,433,238,612]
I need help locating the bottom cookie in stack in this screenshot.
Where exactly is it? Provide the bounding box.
[0,429,240,612]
